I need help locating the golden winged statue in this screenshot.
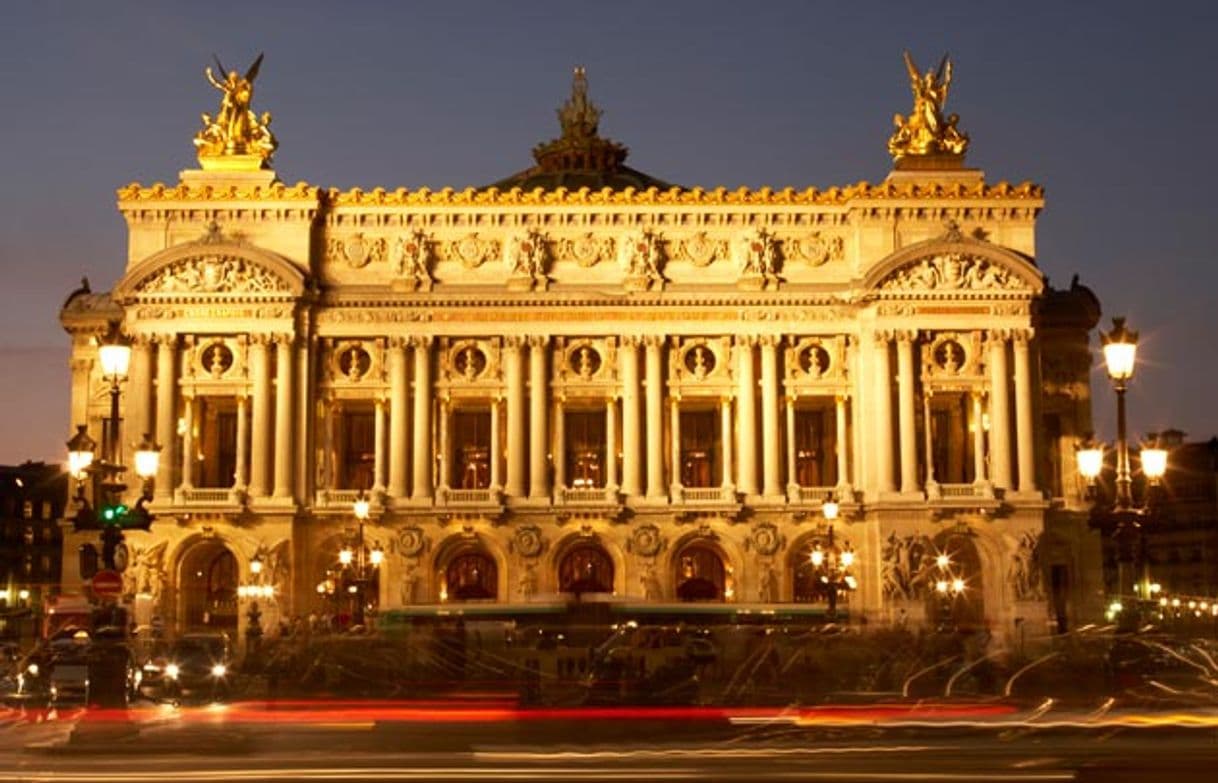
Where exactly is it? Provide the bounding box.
[193,53,277,170]
[887,51,969,163]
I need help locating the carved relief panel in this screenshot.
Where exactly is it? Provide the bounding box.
[919,331,985,390]
[552,337,618,399]
[437,337,502,399]
[320,338,387,398]
[180,335,249,395]
[783,335,850,396]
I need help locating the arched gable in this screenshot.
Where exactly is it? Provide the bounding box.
[112,240,308,303]
[863,236,1043,296]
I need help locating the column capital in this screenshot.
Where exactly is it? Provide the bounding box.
[273,333,296,347]
[1012,328,1035,345]
[502,335,525,351]
[150,333,178,347]
[408,334,434,349]
[129,333,155,348]
[527,334,549,349]
[895,329,919,344]
[757,334,780,349]
[733,334,758,348]
[619,335,643,348]
[387,335,409,351]
[642,334,665,349]
[248,333,274,347]
[986,328,1012,343]
[873,329,896,346]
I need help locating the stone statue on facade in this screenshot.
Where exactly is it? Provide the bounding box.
[194,54,277,169]
[757,567,779,603]
[887,51,969,163]
[518,563,538,601]
[640,567,662,601]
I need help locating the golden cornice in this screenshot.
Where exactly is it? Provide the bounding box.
[116,180,1043,206]
[116,181,321,203]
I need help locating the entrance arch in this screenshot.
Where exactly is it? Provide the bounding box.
[557,543,614,595]
[441,546,498,601]
[673,543,727,601]
[178,539,239,634]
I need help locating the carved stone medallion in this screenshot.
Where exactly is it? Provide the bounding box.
[513,525,545,559]
[629,524,664,558]
[398,526,428,558]
[750,522,783,557]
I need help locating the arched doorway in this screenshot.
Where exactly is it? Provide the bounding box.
[674,544,726,601]
[442,548,498,601]
[926,530,985,630]
[178,540,239,634]
[558,543,614,595]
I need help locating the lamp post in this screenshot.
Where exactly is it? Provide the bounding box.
[67,322,161,579]
[340,493,383,628]
[932,553,967,632]
[811,497,857,620]
[1076,317,1168,630]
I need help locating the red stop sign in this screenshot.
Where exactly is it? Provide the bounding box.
[91,569,123,599]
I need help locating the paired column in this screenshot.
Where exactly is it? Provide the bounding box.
[272,336,294,500]
[1013,330,1037,494]
[489,397,502,491]
[248,337,271,498]
[644,337,665,499]
[785,395,797,493]
[153,336,177,501]
[387,339,409,498]
[528,337,550,499]
[735,337,759,496]
[669,395,682,494]
[873,333,896,493]
[437,399,451,491]
[504,337,526,497]
[759,336,782,497]
[234,395,249,492]
[606,397,618,491]
[988,331,1013,489]
[619,338,642,497]
[722,398,735,490]
[553,398,566,490]
[896,332,919,493]
[411,337,433,500]
[129,338,154,449]
[971,391,987,484]
[372,398,386,494]
[179,396,195,490]
[835,394,850,489]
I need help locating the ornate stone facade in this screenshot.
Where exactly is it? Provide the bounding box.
[57,63,1102,647]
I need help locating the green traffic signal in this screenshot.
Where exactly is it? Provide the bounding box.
[101,504,128,523]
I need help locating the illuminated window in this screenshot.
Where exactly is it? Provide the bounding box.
[679,410,719,488]
[197,397,238,488]
[339,407,375,490]
[565,410,606,488]
[794,406,837,487]
[453,409,492,489]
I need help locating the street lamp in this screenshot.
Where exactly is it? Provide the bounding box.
[809,496,856,619]
[67,323,162,581]
[339,492,383,628]
[1078,316,1165,629]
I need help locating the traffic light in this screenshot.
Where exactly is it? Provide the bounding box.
[100,503,128,523]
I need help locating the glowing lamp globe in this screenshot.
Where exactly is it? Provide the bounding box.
[1076,440,1104,482]
[353,494,371,521]
[133,433,161,480]
[66,425,96,478]
[1100,317,1138,382]
[1141,445,1168,482]
[97,322,132,380]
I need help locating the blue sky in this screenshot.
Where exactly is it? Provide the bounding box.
[1,0,1215,461]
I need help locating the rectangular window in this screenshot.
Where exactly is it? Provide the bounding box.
[452,409,492,489]
[679,409,719,488]
[565,410,606,488]
[929,393,974,484]
[340,409,376,490]
[197,398,238,489]
[794,406,837,487]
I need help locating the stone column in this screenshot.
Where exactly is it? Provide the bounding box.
[248,337,271,499]
[323,399,336,490]
[234,394,249,492]
[735,336,759,496]
[644,336,665,499]
[504,337,526,498]
[896,332,919,493]
[1013,330,1037,494]
[988,331,1013,490]
[606,397,618,491]
[619,338,642,497]
[373,398,386,493]
[272,336,294,500]
[553,398,566,491]
[760,336,782,497]
[669,395,682,495]
[296,336,312,504]
[489,396,502,491]
[528,336,549,499]
[180,395,194,490]
[971,391,987,484]
[873,333,896,494]
[153,336,177,501]
[785,395,797,493]
[835,394,850,489]
[411,337,433,500]
[723,398,736,491]
[129,338,154,447]
[437,398,450,492]
[387,339,409,498]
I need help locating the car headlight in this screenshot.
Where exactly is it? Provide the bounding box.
[211,663,227,678]
[142,662,161,673]
[165,663,180,680]
[26,663,39,677]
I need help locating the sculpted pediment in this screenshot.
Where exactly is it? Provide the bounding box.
[878,252,1026,292]
[114,240,307,303]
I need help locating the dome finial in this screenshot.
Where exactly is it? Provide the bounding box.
[558,65,602,141]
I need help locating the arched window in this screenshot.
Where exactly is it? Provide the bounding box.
[674,544,726,601]
[444,550,498,601]
[180,542,239,632]
[558,544,614,595]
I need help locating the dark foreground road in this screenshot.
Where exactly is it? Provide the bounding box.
[2,701,1217,782]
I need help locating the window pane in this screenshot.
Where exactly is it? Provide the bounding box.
[453,410,491,489]
[565,410,606,488]
[679,410,718,487]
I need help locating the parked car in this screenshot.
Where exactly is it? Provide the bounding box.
[163,633,234,702]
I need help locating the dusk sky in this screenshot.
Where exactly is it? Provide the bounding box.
[0,0,1214,464]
